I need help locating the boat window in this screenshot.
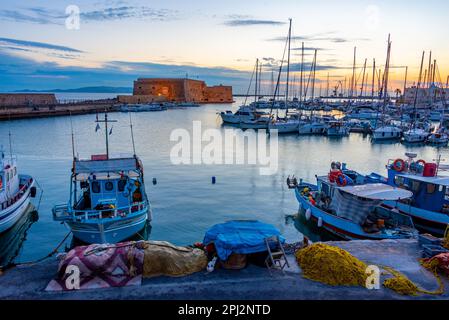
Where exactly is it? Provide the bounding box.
[439,185,444,192]
[426,183,436,194]
[394,176,405,187]
[118,179,127,192]
[91,181,101,193]
[105,181,114,192]
[411,180,420,192]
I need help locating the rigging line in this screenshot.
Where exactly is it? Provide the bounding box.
[270,27,289,115]
[243,61,257,107]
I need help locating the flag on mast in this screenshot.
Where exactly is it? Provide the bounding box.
[95,123,100,132]
[109,126,113,135]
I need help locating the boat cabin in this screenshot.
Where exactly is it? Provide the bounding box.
[0,155,19,204]
[72,156,145,216]
[387,167,449,214]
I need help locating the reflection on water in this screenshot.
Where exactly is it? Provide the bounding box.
[0,205,39,268]
[0,97,447,263]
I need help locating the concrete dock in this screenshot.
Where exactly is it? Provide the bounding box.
[0,239,448,300]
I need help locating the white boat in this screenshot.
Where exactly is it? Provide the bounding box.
[403,128,429,143]
[120,103,166,112]
[177,102,200,107]
[53,113,151,244]
[372,125,402,141]
[0,150,37,234]
[220,106,264,124]
[268,118,300,133]
[239,117,271,129]
[326,121,349,136]
[298,120,326,135]
[427,132,449,145]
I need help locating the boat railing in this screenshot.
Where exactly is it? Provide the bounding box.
[53,201,148,221]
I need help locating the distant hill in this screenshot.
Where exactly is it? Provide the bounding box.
[13,86,133,93]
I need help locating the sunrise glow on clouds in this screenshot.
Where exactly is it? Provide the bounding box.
[0,0,448,92]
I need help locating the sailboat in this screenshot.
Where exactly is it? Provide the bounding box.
[403,51,429,143]
[52,113,151,244]
[268,19,301,134]
[298,50,327,135]
[0,134,37,234]
[372,35,403,142]
[221,59,270,126]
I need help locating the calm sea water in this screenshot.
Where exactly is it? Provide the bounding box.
[1,96,447,265]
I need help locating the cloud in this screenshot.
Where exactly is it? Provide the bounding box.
[269,33,370,43]
[0,5,177,25]
[223,19,286,27]
[0,49,252,91]
[80,6,177,22]
[0,37,83,53]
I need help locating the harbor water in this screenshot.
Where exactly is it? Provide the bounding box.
[0,96,447,265]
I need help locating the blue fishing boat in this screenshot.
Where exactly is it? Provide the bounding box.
[52,113,151,244]
[289,162,417,240]
[0,139,37,234]
[383,153,449,236]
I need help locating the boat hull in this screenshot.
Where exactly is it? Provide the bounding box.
[0,176,35,234]
[294,186,416,240]
[67,208,150,244]
[383,201,449,237]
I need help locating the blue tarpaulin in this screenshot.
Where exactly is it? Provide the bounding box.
[203,220,285,261]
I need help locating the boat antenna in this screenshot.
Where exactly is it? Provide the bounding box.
[129,112,136,157]
[95,108,117,159]
[69,112,76,160]
[8,130,13,163]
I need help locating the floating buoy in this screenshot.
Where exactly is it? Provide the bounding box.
[212,176,216,184]
[305,208,311,221]
[152,178,157,185]
[317,217,323,228]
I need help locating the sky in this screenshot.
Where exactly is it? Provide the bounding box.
[0,0,448,93]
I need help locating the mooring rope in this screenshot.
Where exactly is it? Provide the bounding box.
[0,231,72,273]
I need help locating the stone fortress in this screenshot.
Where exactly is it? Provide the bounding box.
[118,78,233,104]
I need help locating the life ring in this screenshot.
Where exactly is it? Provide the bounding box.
[336,173,348,187]
[392,159,406,172]
[328,170,342,183]
[416,159,426,167]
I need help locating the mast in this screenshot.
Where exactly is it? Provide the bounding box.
[258,63,262,98]
[427,51,432,89]
[412,51,426,129]
[69,112,76,160]
[255,58,259,103]
[403,66,408,104]
[351,47,357,99]
[129,113,136,156]
[299,42,304,107]
[360,58,367,97]
[8,131,13,163]
[311,50,317,102]
[371,58,376,102]
[285,18,292,114]
[326,73,330,97]
[95,110,117,160]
